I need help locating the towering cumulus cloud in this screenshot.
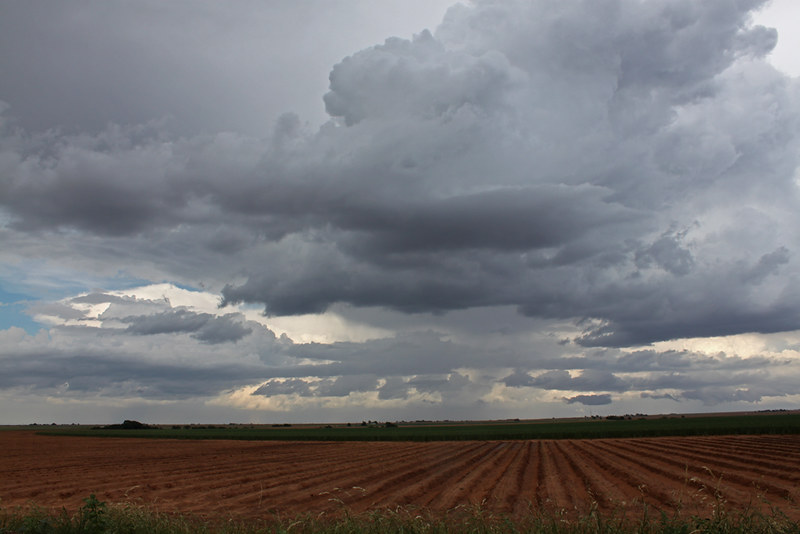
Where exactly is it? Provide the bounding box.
[221,0,798,346]
[0,0,799,421]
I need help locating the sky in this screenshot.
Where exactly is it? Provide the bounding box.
[1,0,799,425]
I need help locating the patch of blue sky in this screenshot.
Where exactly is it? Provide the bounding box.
[0,285,41,333]
[0,301,42,334]
[0,263,156,332]
[0,261,152,301]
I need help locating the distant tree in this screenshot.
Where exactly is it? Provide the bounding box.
[97,420,154,430]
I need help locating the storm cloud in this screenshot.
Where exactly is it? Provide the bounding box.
[1,0,799,423]
[121,309,252,344]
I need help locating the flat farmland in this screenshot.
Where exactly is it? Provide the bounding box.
[1,431,799,521]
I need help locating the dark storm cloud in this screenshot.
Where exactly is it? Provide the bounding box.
[633,230,695,277]
[497,346,799,407]
[252,378,314,397]
[0,290,285,401]
[122,309,251,344]
[408,372,471,394]
[742,246,791,284]
[279,332,473,376]
[613,349,775,373]
[506,369,630,392]
[0,349,265,399]
[498,348,780,380]
[218,0,800,346]
[0,124,273,237]
[564,394,613,406]
[1,0,799,352]
[3,286,798,411]
[338,185,638,254]
[316,375,380,397]
[574,296,800,348]
[377,377,411,400]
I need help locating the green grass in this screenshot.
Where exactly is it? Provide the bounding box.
[35,413,800,442]
[2,494,799,533]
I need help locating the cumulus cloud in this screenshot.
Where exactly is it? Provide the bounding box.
[218,0,797,347]
[0,287,279,399]
[3,0,798,346]
[2,283,800,421]
[1,0,800,422]
[499,345,799,408]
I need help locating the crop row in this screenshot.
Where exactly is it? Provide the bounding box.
[2,432,798,520]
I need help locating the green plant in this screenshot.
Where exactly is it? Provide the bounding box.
[75,494,107,533]
[2,494,799,533]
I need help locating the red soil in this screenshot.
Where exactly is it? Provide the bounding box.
[1,431,798,520]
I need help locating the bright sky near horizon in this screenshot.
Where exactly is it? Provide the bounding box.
[1,0,800,424]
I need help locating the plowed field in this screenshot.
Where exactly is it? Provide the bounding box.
[1,431,798,520]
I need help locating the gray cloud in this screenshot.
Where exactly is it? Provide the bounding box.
[742,246,791,284]
[0,349,266,399]
[681,387,771,405]
[0,289,279,402]
[2,288,799,419]
[613,349,765,372]
[564,394,613,406]
[499,345,798,408]
[1,1,800,423]
[252,379,314,398]
[506,369,630,392]
[71,293,130,305]
[641,392,680,402]
[120,308,252,344]
[216,0,798,346]
[634,229,695,277]
[282,331,471,375]
[122,309,213,336]
[3,0,797,349]
[0,1,455,137]
[26,302,87,322]
[377,377,410,400]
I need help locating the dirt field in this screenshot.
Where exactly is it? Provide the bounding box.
[1,431,798,520]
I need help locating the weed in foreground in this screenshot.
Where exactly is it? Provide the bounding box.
[1,495,799,534]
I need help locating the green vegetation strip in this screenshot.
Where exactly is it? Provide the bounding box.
[37,413,800,441]
[1,494,798,533]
